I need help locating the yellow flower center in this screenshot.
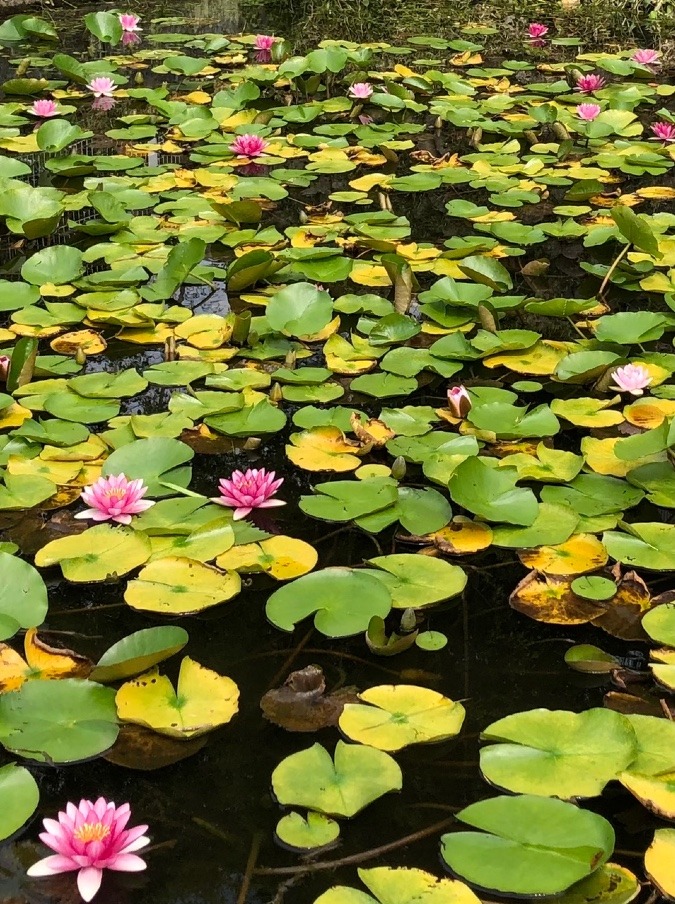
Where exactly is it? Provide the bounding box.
[73,822,111,844]
[104,488,126,501]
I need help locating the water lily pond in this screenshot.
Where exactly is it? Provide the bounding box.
[3,3,675,903]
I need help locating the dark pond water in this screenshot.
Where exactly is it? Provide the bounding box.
[0,2,671,904]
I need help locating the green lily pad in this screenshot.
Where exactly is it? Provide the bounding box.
[101,437,194,497]
[441,795,615,896]
[365,554,467,609]
[266,567,392,637]
[275,811,340,852]
[91,626,190,683]
[0,679,118,763]
[0,763,39,841]
[479,708,637,799]
[0,552,47,641]
[271,740,402,817]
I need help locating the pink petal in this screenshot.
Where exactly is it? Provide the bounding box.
[28,854,79,876]
[78,867,103,902]
[256,499,286,508]
[107,853,147,872]
[233,507,252,520]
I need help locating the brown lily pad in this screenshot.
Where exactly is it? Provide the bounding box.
[260,665,359,732]
[509,570,606,625]
[103,723,208,770]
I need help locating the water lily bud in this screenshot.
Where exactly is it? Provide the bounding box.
[270,382,283,403]
[16,58,30,77]
[447,385,472,418]
[299,210,309,225]
[134,72,144,85]
[232,311,251,345]
[434,116,443,130]
[247,330,259,347]
[284,349,297,369]
[391,456,406,480]
[399,608,417,634]
[75,347,87,366]
[243,437,261,450]
[552,122,571,142]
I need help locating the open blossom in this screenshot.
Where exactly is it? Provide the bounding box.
[229,133,269,157]
[29,99,58,118]
[447,385,472,418]
[87,77,116,98]
[0,356,10,381]
[212,468,285,520]
[527,23,549,39]
[27,798,149,903]
[651,121,675,143]
[349,82,374,100]
[75,474,155,525]
[119,13,141,31]
[576,73,606,94]
[610,363,652,396]
[254,34,275,50]
[632,48,660,66]
[577,103,601,121]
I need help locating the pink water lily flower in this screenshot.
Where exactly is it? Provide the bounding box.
[576,73,606,93]
[87,76,116,98]
[632,48,660,66]
[229,133,269,157]
[119,13,141,31]
[527,23,549,39]
[447,385,472,418]
[0,356,10,381]
[577,103,601,121]
[651,121,675,143]
[29,99,58,118]
[610,363,652,396]
[75,474,155,525]
[254,34,275,50]
[27,797,149,903]
[212,468,285,520]
[349,82,374,100]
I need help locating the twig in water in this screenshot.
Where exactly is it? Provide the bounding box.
[254,817,453,876]
[237,831,264,904]
[267,627,314,690]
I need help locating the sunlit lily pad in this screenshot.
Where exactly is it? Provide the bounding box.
[0,763,39,841]
[441,795,615,896]
[276,811,340,852]
[35,525,151,582]
[115,656,239,738]
[271,740,402,817]
[339,685,465,751]
[365,554,467,608]
[124,557,241,614]
[479,708,637,799]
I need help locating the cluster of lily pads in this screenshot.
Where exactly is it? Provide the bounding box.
[3,7,675,903]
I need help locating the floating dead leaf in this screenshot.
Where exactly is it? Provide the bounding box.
[604,690,666,718]
[260,665,359,732]
[590,570,652,641]
[50,330,106,356]
[350,413,395,448]
[103,723,207,770]
[509,570,606,625]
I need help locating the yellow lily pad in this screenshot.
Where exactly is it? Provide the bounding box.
[286,427,363,472]
[215,535,317,580]
[517,534,609,575]
[124,556,241,614]
[115,655,239,739]
[35,525,151,582]
[339,684,465,752]
[645,829,675,900]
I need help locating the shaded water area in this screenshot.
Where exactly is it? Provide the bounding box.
[1,2,675,904]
